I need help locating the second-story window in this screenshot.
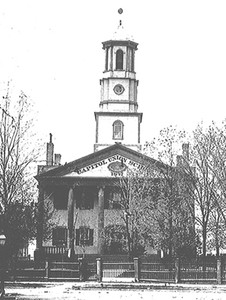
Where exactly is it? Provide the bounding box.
[104,187,122,209]
[113,120,124,140]
[53,186,68,210]
[116,49,123,70]
[76,186,96,210]
[52,227,67,246]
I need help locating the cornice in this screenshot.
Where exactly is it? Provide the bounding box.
[94,111,143,122]
[102,40,138,50]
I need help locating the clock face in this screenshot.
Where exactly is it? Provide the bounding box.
[113,84,125,95]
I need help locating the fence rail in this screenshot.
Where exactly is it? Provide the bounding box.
[102,262,134,279]
[11,256,226,284]
[141,262,175,282]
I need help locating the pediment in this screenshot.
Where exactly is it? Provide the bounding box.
[36,144,162,180]
[65,153,147,178]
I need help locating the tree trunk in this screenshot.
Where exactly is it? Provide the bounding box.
[202,224,207,272]
[125,213,131,259]
[216,227,220,258]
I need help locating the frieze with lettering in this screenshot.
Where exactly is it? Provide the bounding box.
[75,155,146,176]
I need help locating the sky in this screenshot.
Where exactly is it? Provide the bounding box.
[0,0,226,164]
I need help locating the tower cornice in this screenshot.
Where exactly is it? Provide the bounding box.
[102,40,138,50]
[94,111,143,122]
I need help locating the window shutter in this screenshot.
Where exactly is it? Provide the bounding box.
[75,229,80,246]
[89,229,94,246]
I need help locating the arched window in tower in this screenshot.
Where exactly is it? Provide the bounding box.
[116,49,123,70]
[113,120,124,140]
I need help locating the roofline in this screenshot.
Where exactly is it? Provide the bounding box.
[35,143,164,180]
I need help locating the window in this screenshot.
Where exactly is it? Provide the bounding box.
[75,227,94,246]
[104,225,127,254]
[53,186,68,210]
[116,49,123,70]
[104,187,122,209]
[52,227,67,246]
[76,186,96,210]
[113,120,124,140]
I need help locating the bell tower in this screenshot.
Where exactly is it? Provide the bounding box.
[94,9,143,152]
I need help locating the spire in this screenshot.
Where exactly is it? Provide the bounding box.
[113,8,133,41]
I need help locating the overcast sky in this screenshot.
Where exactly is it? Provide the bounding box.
[0,0,226,164]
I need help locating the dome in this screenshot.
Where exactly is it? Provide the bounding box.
[112,21,134,41]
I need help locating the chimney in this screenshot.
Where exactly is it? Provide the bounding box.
[54,153,62,166]
[176,155,183,167]
[46,133,54,166]
[182,143,189,162]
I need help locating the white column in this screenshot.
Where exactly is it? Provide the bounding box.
[97,187,105,254]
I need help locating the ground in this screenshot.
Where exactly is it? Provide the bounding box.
[4,282,226,300]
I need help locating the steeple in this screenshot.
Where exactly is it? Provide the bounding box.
[94,9,143,152]
[112,8,134,41]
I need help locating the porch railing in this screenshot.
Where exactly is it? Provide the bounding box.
[43,246,67,255]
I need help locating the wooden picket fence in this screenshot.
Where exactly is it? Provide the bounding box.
[9,256,226,284]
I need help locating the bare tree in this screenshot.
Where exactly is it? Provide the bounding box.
[116,167,154,257]
[198,121,226,256]
[144,126,196,259]
[179,124,220,259]
[0,84,41,258]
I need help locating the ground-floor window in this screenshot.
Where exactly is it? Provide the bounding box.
[75,226,94,246]
[52,227,67,246]
[104,225,127,254]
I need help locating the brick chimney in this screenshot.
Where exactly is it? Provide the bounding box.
[176,155,183,167]
[46,133,54,166]
[182,143,189,162]
[54,153,61,166]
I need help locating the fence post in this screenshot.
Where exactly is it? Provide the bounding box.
[217,258,222,285]
[96,258,102,282]
[45,261,50,280]
[134,257,140,282]
[78,258,87,281]
[175,258,180,284]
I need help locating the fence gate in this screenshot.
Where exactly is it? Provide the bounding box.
[102,261,135,282]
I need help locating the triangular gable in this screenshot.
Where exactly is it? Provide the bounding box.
[36,143,163,180]
[65,152,147,178]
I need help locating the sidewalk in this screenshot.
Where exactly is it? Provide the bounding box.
[3,281,226,300]
[5,280,226,292]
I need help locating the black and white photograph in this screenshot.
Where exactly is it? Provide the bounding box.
[1,0,226,299]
